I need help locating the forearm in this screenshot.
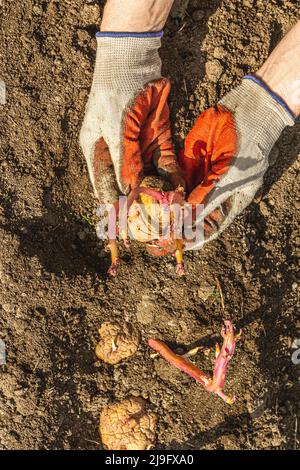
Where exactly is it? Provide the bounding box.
[256,21,300,117]
[100,0,174,32]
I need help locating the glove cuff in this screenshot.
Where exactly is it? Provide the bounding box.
[96,31,164,38]
[219,77,295,155]
[93,32,163,94]
[244,75,296,120]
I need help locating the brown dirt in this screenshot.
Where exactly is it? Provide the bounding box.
[0,0,300,450]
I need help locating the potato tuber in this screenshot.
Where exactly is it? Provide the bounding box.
[95,322,140,365]
[100,397,157,450]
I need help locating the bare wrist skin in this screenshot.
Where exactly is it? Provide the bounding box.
[100,0,174,32]
[256,21,300,118]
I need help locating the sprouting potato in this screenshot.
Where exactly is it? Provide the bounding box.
[95,322,140,365]
[100,397,157,450]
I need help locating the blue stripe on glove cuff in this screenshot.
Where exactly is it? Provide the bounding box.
[244,75,296,121]
[96,31,164,38]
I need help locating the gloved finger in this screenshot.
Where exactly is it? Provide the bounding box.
[80,95,119,204]
[122,78,183,191]
[140,79,184,188]
[203,197,232,239]
[165,170,186,191]
[93,138,120,204]
[181,105,237,206]
[80,97,104,199]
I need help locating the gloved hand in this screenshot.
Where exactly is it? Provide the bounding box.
[178,76,295,250]
[80,31,183,206]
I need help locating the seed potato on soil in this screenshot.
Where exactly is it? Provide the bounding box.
[0,0,299,450]
[95,322,140,365]
[100,397,157,450]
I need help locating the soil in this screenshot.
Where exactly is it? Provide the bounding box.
[0,0,300,451]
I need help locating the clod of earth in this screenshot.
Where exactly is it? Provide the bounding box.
[149,320,242,404]
[100,397,157,450]
[95,322,140,365]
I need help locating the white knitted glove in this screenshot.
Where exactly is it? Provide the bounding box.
[185,77,295,251]
[80,32,179,204]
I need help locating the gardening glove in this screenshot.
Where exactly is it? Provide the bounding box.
[80,32,183,205]
[178,76,295,250]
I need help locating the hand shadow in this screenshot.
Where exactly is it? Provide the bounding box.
[0,187,107,279]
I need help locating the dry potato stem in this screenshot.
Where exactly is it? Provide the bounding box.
[100,397,157,450]
[95,322,140,365]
